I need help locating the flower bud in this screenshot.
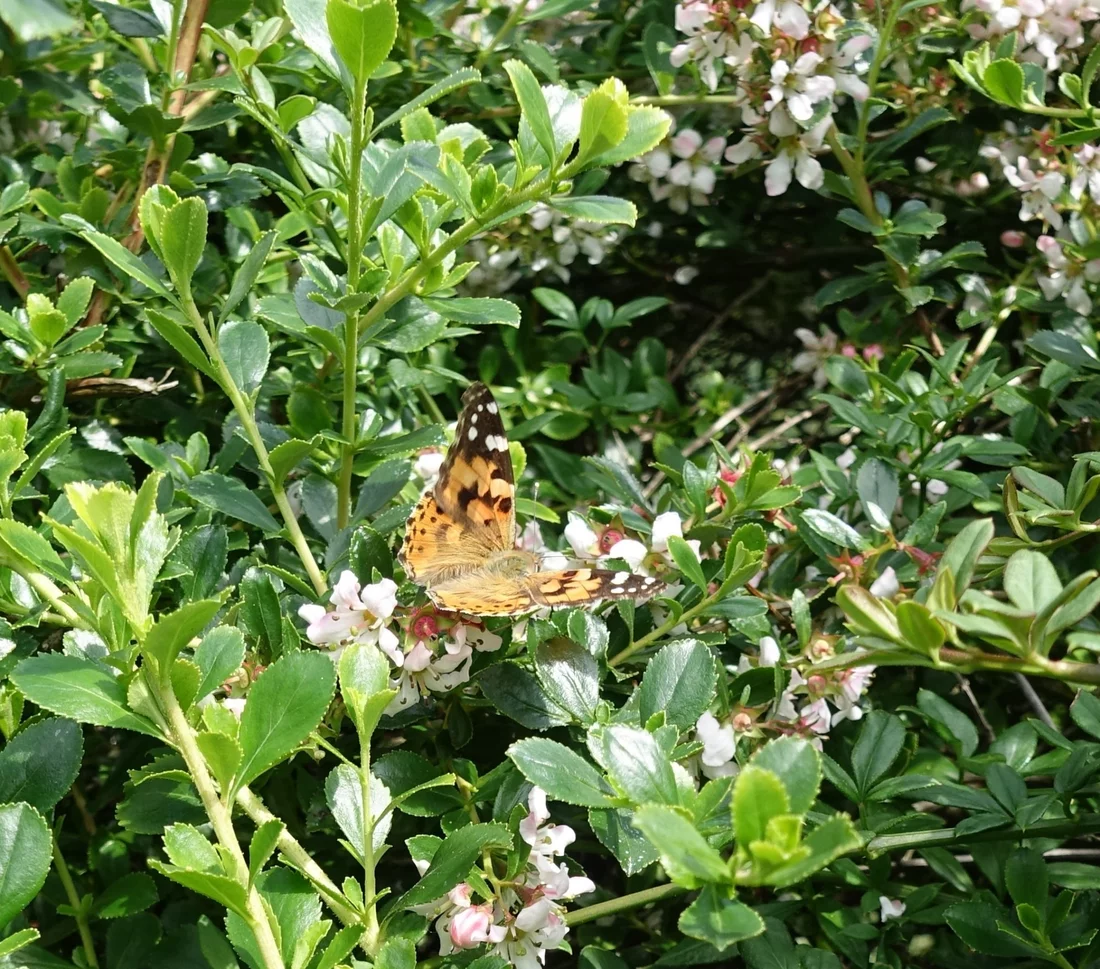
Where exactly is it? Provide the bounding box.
[909,934,935,957]
[449,904,496,949]
[1000,229,1026,247]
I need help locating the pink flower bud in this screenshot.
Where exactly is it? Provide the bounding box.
[449,904,496,949]
[1000,230,1026,248]
[862,344,884,361]
[732,711,753,731]
[599,528,624,554]
[841,343,857,357]
[807,674,828,695]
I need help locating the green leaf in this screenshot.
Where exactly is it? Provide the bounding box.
[504,59,557,164]
[371,68,481,136]
[92,872,158,919]
[589,807,659,876]
[183,471,281,533]
[632,804,731,888]
[982,58,1025,106]
[508,737,615,807]
[194,626,247,702]
[594,724,679,805]
[946,902,1038,956]
[396,823,512,910]
[589,105,671,167]
[577,81,628,164]
[733,766,789,849]
[917,688,979,757]
[419,296,521,327]
[0,717,83,813]
[534,637,599,725]
[218,319,270,396]
[56,277,95,326]
[324,764,391,860]
[160,198,208,290]
[639,639,717,731]
[144,598,223,672]
[83,230,173,298]
[149,862,249,917]
[766,815,862,888]
[235,651,337,788]
[339,640,394,738]
[0,928,40,960]
[0,802,52,928]
[856,459,898,532]
[220,231,276,324]
[851,711,904,798]
[937,518,995,604]
[248,819,285,886]
[551,195,637,226]
[11,655,161,737]
[327,0,398,87]
[749,737,821,815]
[145,308,215,378]
[1003,549,1062,613]
[479,663,571,730]
[0,519,69,582]
[667,535,707,590]
[801,509,863,548]
[1005,847,1048,912]
[678,886,765,950]
[895,600,946,654]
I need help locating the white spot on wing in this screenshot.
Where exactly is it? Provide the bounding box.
[487,402,498,414]
[611,572,628,585]
[468,428,478,441]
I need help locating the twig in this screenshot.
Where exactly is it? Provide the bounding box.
[956,674,996,743]
[668,276,771,383]
[742,404,827,451]
[1015,672,1056,729]
[643,386,773,498]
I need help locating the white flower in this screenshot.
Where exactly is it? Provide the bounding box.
[764,114,831,197]
[750,0,811,39]
[605,538,647,570]
[759,636,781,667]
[880,896,906,921]
[800,697,832,735]
[1071,144,1100,201]
[1004,157,1065,228]
[838,665,875,705]
[695,712,738,778]
[564,517,599,558]
[869,567,899,599]
[298,572,399,650]
[766,53,836,122]
[835,448,857,471]
[915,156,937,173]
[1036,234,1100,315]
[791,325,837,388]
[414,450,445,483]
[222,697,246,717]
[521,787,576,857]
[650,511,685,552]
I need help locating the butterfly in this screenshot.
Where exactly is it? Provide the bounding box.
[399,382,665,616]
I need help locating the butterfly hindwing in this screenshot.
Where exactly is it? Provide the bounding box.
[427,568,665,616]
[433,382,516,554]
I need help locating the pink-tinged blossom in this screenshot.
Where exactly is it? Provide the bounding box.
[880,896,907,921]
[1003,158,1065,228]
[450,904,506,949]
[869,567,899,599]
[791,325,838,388]
[564,517,599,558]
[298,572,401,663]
[766,53,836,122]
[1071,144,1100,200]
[1036,234,1100,315]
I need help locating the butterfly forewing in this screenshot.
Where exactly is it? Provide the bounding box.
[433,382,516,553]
[402,382,666,617]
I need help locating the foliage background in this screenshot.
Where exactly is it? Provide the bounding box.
[4,1,1100,969]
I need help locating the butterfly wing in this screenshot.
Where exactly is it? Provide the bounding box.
[428,568,665,617]
[401,383,516,585]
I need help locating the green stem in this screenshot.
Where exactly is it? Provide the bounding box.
[158,679,285,969]
[854,0,903,169]
[866,814,1100,854]
[183,299,327,596]
[359,731,380,954]
[474,0,532,68]
[812,645,1100,686]
[19,568,84,627]
[565,883,685,926]
[632,94,741,106]
[235,786,360,926]
[338,75,370,530]
[609,591,721,667]
[52,837,99,968]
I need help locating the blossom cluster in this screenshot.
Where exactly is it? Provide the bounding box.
[629,126,727,214]
[964,0,1100,70]
[413,787,594,969]
[297,570,501,714]
[693,631,876,776]
[670,0,873,196]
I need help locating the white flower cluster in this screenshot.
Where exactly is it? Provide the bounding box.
[671,0,873,196]
[629,126,727,214]
[693,633,876,773]
[964,0,1100,70]
[563,509,700,570]
[414,787,594,969]
[298,571,501,714]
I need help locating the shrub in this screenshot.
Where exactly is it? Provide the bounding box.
[3,2,1100,969]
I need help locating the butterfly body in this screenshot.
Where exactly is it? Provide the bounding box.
[400,383,665,617]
